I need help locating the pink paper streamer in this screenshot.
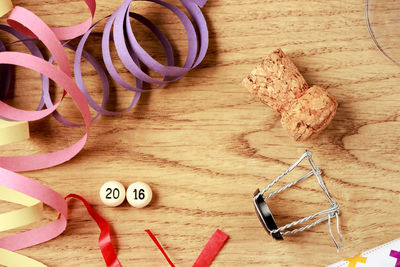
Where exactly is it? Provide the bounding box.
[9,0,96,40]
[0,7,91,172]
[0,167,68,251]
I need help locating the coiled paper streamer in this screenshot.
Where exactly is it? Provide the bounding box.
[0,2,97,263]
[1,0,208,126]
[46,0,208,125]
[0,169,120,266]
[0,13,92,264]
[100,0,208,91]
[0,1,106,265]
[0,168,68,265]
[0,0,212,266]
[0,25,30,148]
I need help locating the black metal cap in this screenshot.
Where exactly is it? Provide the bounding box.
[253,189,283,240]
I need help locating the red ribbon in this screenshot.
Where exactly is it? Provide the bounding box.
[62,194,229,267]
[145,229,229,267]
[145,230,175,267]
[193,229,229,267]
[64,194,122,267]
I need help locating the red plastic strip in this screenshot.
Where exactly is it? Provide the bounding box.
[193,229,229,267]
[146,229,229,267]
[145,230,175,267]
[65,194,122,267]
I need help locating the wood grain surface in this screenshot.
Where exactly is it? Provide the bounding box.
[1,0,400,266]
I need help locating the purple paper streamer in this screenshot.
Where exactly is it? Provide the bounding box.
[101,0,208,92]
[0,39,10,101]
[0,0,208,126]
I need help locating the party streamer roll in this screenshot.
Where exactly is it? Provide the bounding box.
[0,168,121,266]
[0,0,94,103]
[99,0,208,91]
[12,10,175,127]
[0,13,93,264]
[1,0,208,127]
[0,167,68,253]
[0,0,108,171]
[0,0,209,171]
[0,24,45,105]
[45,0,209,125]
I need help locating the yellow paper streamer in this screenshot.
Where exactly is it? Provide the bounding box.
[0,0,12,17]
[0,186,43,232]
[0,187,46,267]
[0,248,46,267]
[0,120,29,146]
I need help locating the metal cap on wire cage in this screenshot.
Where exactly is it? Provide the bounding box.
[252,150,343,251]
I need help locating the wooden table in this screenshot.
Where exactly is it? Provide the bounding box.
[1,0,400,266]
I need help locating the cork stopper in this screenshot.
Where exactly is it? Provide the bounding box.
[242,48,309,113]
[242,49,338,141]
[280,86,338,141]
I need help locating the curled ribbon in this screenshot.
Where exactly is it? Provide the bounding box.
[0,2,102,265]
[1,0,208,126]
[99,0,208,92]
[0,169,120,266]
[0,4,96,172]
[6,0,96,40]
[64,194,121,267]
[0,168,68,263]
[49,0,96,40]
[48,0,209,125]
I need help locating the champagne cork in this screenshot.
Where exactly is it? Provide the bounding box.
[243,49,308,113]
[242,49,337,141]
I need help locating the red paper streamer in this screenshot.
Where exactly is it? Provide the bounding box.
[145,229,175,267]
[193,229,229,267]
[65,194,122,267]
[145,229,229,267]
